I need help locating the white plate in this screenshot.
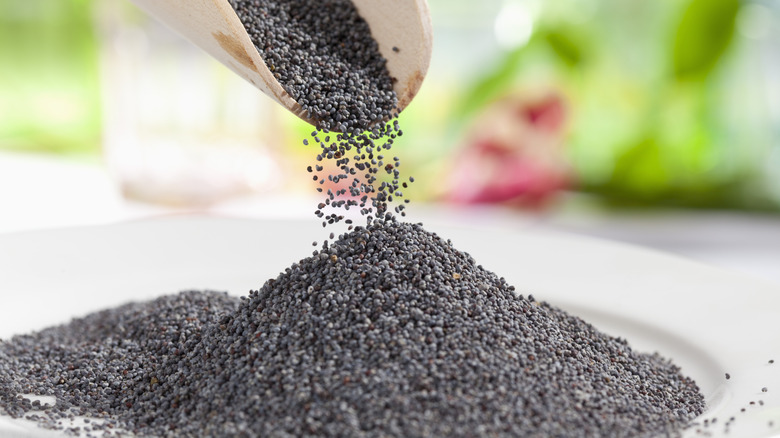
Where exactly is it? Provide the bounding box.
[1,215,779,437]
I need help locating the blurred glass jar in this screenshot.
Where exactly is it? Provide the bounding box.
[95,0,283,207]
[0,0,101,154]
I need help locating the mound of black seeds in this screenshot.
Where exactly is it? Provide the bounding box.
[228,0,397,133]
[0,291,239,433]
[0,221,705,437]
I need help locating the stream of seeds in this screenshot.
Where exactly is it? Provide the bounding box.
[229,0,407,226]
[0,0,708,436]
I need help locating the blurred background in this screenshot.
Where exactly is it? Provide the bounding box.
[1,0,779,283]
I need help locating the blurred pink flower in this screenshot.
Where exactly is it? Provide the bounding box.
[445,91,571,206]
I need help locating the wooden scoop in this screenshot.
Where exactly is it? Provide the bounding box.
[127,0,433,128]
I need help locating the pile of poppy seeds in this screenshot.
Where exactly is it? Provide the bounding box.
[0,0,708,436]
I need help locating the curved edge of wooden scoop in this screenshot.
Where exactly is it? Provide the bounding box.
[353,0,434,113]
[128,0,308,121]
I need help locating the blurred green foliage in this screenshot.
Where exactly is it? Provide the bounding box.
[0,0,101,154]
[458,0,778,210]
[673,0,739,80]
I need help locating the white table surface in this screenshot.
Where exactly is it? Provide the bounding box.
[1,150,779,287]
